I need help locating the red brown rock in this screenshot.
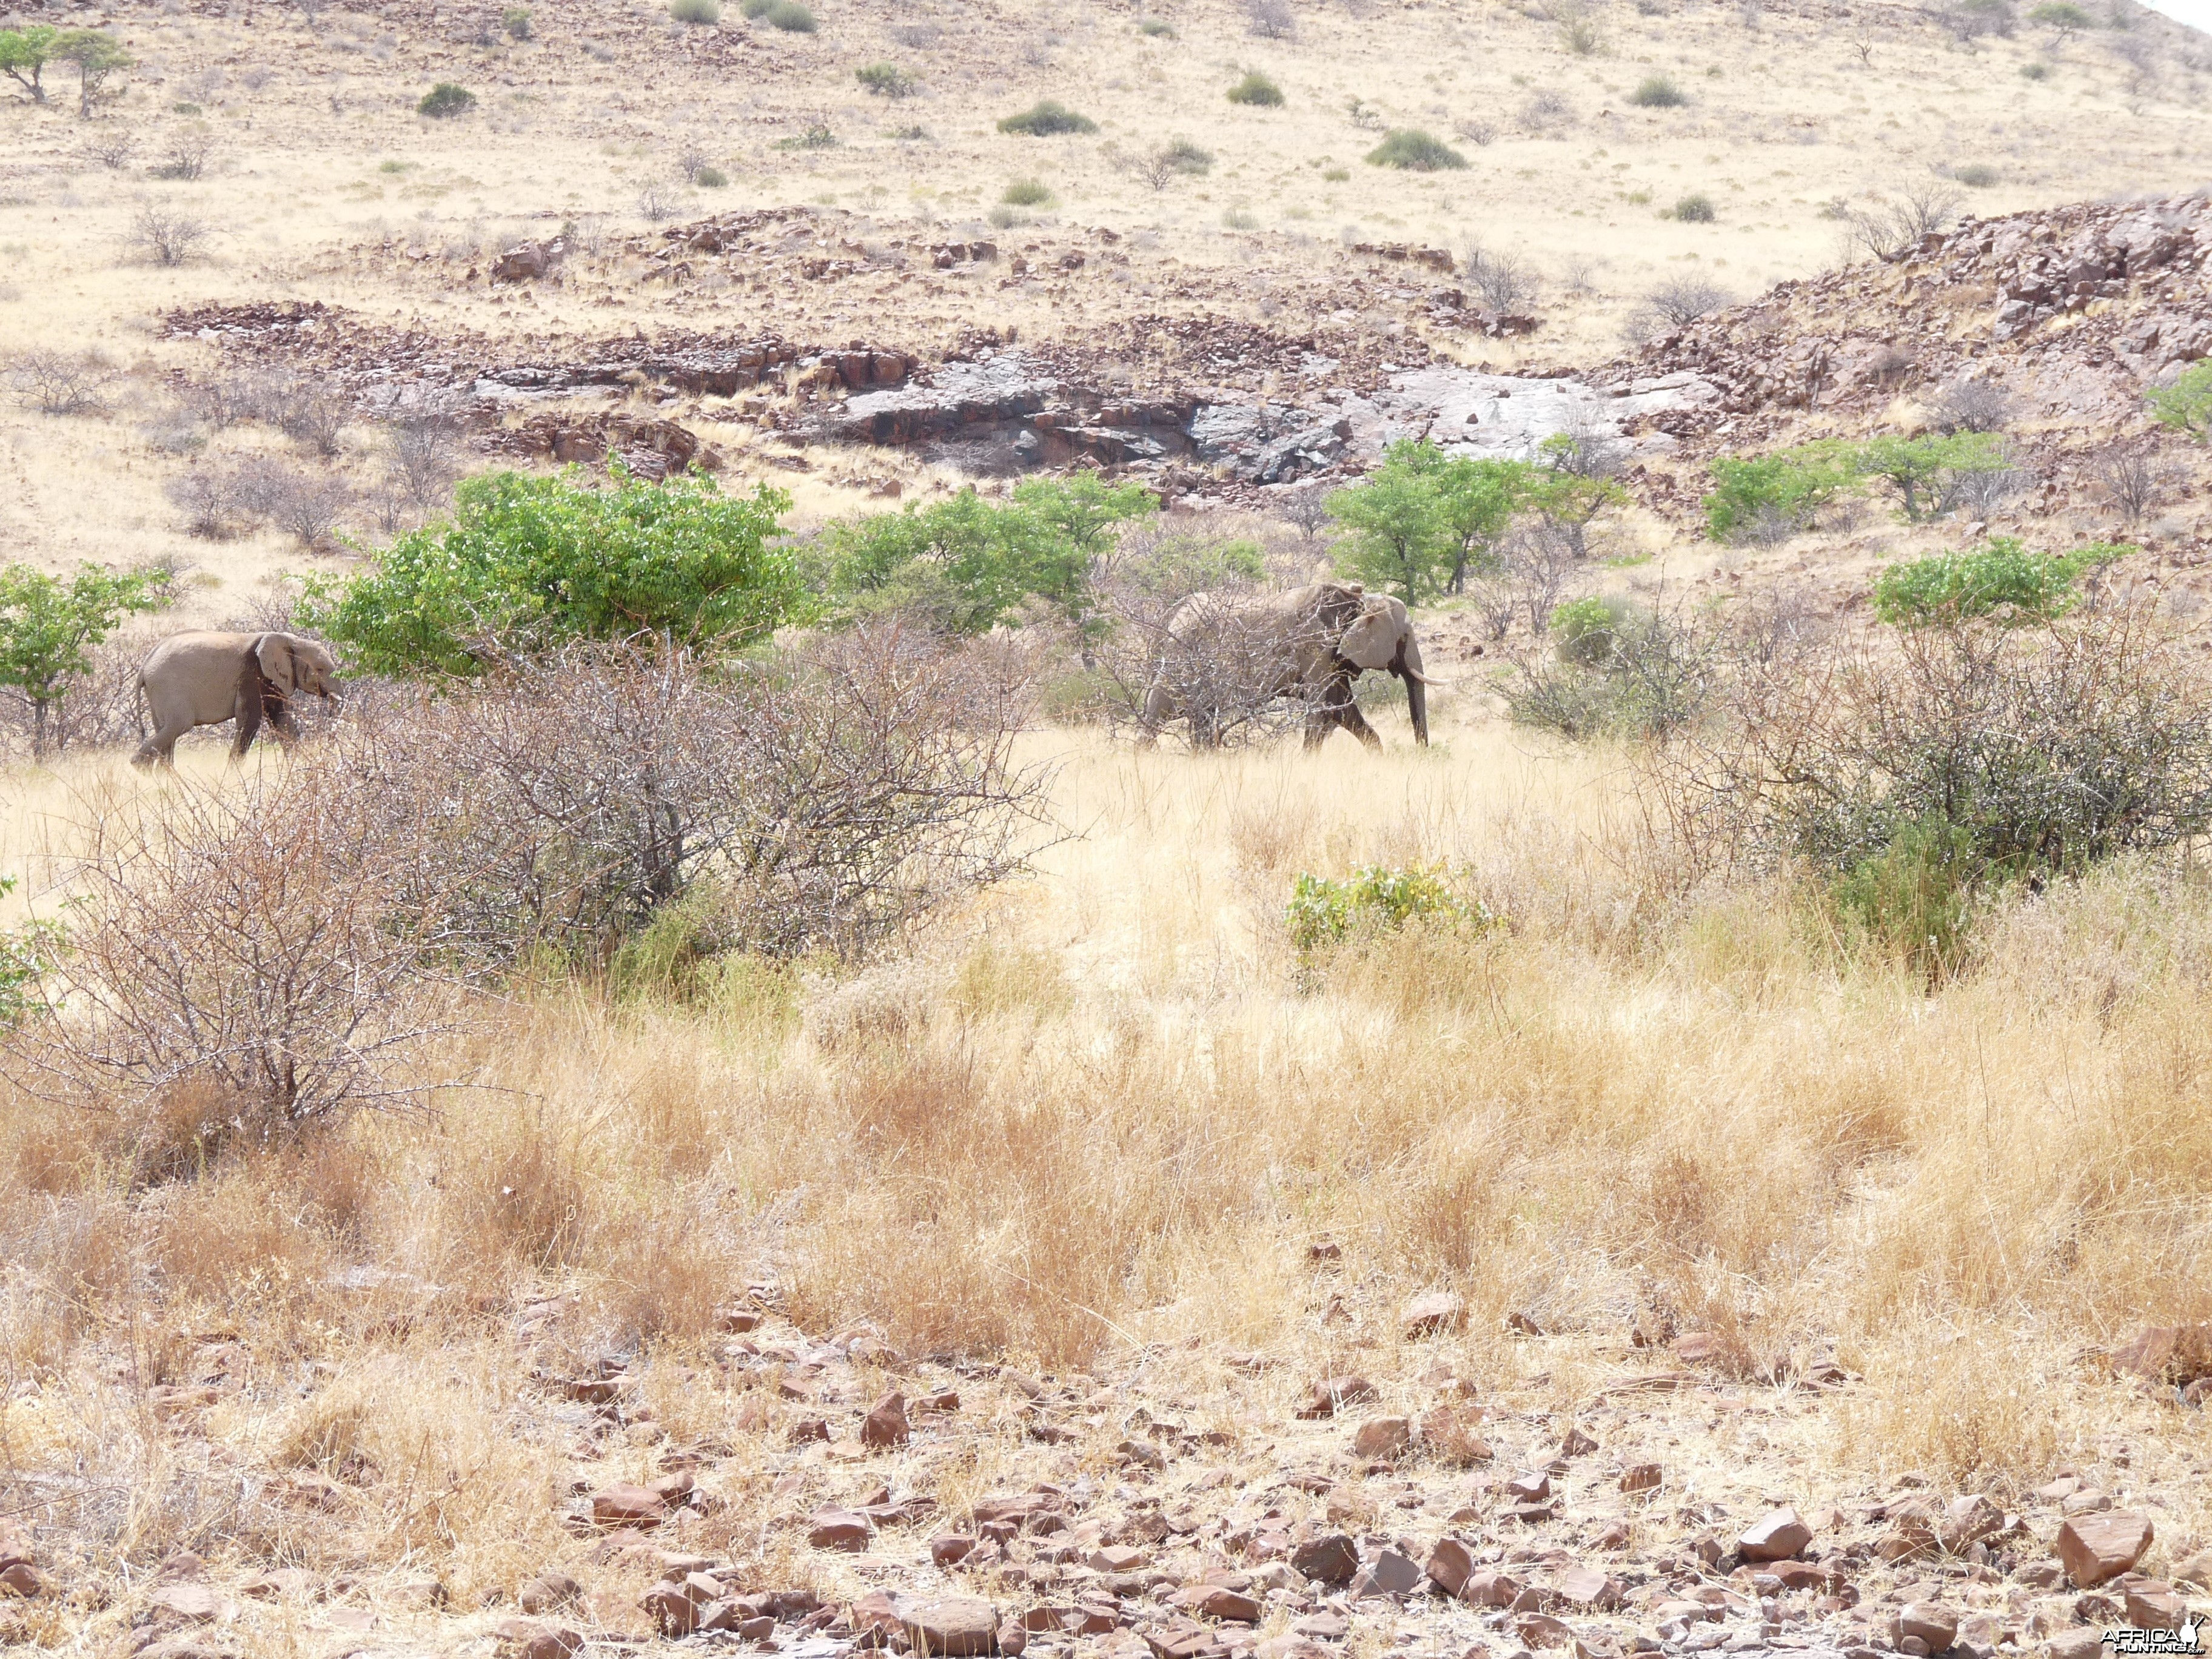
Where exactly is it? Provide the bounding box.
[1289,1535,1359,1584]
[1352,1416,1410,1459]
[2057,1512,2153,1587]
[1172,1584,1261,1622]
[1426,1538,1477,1598]
[900,1594,1001,1655]
[1737,1507,1812,1562]
[497,1618,586,1659]
[518,1572,581,1614]
[2123,1575,2187,1631]
[2113,1324,2212,1383]
[1402,1292,1467,1336]
[1893,1602,1959,1650]
[1294,1376,1377,1419]
[1555,1567,1621,1610]
[862,1390,910,1449]
[1939,1495,2004,1551]
[806,1507,873,1551]
[1618,1463,1662,1493]
[1347,1549,1423,1601]
[933,1534,979,1566]
[592,1483,669,1529]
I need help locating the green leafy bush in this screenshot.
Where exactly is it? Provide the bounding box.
[1285,865,1489,954]
[695,165,728,187]
[1138,16,1176,33]
[2147,360,2212,441]
[2020,60,2049,77]
[1955,162,1999,187]
[2027,0,2094,30]
[998,99,1098,136]
[1550,595,1625,666]
[672,0,722,18]
[1365,129,1467,170]
[1671,192,1716,221]
[0,562,164,756]
[1227,69,1284,106]
[1002,175,1054,206]
[417,81,476,117]
[1510,600,1714,740]
[1702,441,1858,541]
[300,468,802,677]
[764,3,815,32]
[856,61,919,97]
[501,7,533,38]
[0,25,59,104]
[1851,431,2010,521]
[1629,73,1686,106]
[1831,813,1980,981]
[1162,138,1213,173]
[0,878,62,1031]
[774,123,837,149]
[1871,537,2130,627]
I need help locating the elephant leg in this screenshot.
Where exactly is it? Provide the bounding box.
[1140,677,1175,746]
[264,688,298,746]
[1339,703,1384,749]
[230,670,267,760]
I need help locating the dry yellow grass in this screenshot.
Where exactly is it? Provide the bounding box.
[1,705,2208,1652]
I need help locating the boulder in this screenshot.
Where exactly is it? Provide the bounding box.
[2057,1512,2153,1587]
[2113,1324,2212,1384]
[1347,1549,1423,1601]
[518,1571,581,1614]
[1737,1507,1812,1562]
[1352,1417,1409,1460]
[491,240,565,283]
[862,1390,911,1450]
[933,1535,979,1566]
[1293,1376,1376,1419]
[1464,1570,1524,1607]
[1426,1538,1477,1598]
[1939,1495,2004,1552]
[497,1618,585,1659]
[2122,1575,2187,1631]
[1290,1535,1359,1584]
[1555,1567,1621,1610]
[806,1507,873,1551]
[591,1483,669,1529]
[146,1583,236,1625]
[1892,1602,1958,1650]
[1618,1463,1662,1493]
[901,1594,1002,1656]
[1171,1585,1261,1622]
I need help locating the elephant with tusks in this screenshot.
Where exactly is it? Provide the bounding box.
[132,631,342,767]
[1141,581,1435,749]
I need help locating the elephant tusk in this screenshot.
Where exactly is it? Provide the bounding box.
[1400,665,1452,688]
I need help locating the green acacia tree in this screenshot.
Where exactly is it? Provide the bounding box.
[1010,471,1157,657]
[1852,432,2009,522]
[2147,360,2212,441]
[0,25,58,104]
[1326,446,1450,603]
[53,30,127,118]
[300,466,802,677]
[0,562,161,757]
[1871,537,2133,626]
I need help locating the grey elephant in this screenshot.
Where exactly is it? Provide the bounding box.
[1141,581,1435,749]
[132,631,342,767]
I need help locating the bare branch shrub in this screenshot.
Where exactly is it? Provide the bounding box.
[1924,374,2013,434]
[149,133,210,180]
[636,180,678,223]
[339,631,1056,962]
[163,468,247,538]
[1518,87,1574,132]
[1244,0,1296,38]
[1935,455,2025,518]
[83,129,135,169]
[5,769,457,1176]
[7,348,120,415]
[231,457,354,548]
[1624,274,1731,341]
[129,203,210,266]
[2090,443,2177,524]
[1845,182,1962,263]
[1464,244,1541,312]
[1471,523,1587,637]
[0,638,153,761]
[1279,484,1332,541]
[1640,596,2212,893]
[383,409,464,508]
[1093,583,1314,749]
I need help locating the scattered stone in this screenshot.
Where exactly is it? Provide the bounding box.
[497,1618,586,1659]
[2122,1576,2187,1631]
[518,1571,582,1614]
[1738,1507,1813,1561]
[1427,1538,1478,1598]
[2173,1549,2212,1588]
[1893,1603,1959,1651]
[1515,1612,1578,1649]
[1295,1376,1377,1419]
[2113,1324,2212,1384]
[934,1535,979,1566]
[1618,1464,1662,1493]
[1465,1571,1525,1607]
[807,1507,873,1551]
[1403,1292,1468,1336]
[1556,1425,1598,1458]
[1348,1548,1424,1601]
[1506,1471,1552,1503]
[1939,1495,2005,1552]
[1172,1584,1262,1622]
[2045,1632,2103,1659]
[901,1595,1002,1656]
[862,1390,910,1449]
[1290,1535,1360,1584]
[1090,1546,1147,1572]
[1555,1567,1621,1610]
[592,1483,670,1530]
[1352,1416,1410,1459]
[2057,1512,2153,1587]
[146,1583,236,1626]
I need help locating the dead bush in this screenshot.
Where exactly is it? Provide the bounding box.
[382,408,464,508]
[336,629,1055,963]
[1094,581,1318,749]
[1464,243,1541,312]
[128,203,210,266]
[235,457,354,548]
[2090,443,2178,524]
[4,769,458,1181]
[164,468,247,539]
[1924,374,2013,433]
[1244,0,1296,37]
[1624,274,1731,341]
[1845,181,1962,263]
[7,348,120,416]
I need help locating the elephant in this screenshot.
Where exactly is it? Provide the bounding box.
[132,631,341,767]
[1141,581,1434,749]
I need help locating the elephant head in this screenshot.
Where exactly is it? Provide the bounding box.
[256,633,341,703]
[1330,589,1433,745]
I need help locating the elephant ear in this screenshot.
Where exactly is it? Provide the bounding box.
[1336,598,1401,671]
[255,633,297,694]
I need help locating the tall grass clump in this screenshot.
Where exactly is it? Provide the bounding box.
[1365,128,1467,170]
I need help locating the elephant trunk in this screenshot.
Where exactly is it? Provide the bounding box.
[1401,636,1430,746]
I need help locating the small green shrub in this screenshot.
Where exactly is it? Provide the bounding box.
[2027,0,2094,30]
[740,0,773,13]
[856,61,919,97]
[1227,69,1284,106]
[1550,595,1626,666]
[774,122,837,149]
[1138,15,1176,33]
[1831,814,1981,982]
[1629,73,1686,106]
[1871,537,2131,628]
[2020,60,2050,78]
[1365,128,1466,170]
[1955,162,1999,187]
[1163,138,1213,173]
[501,6,532,38]
[1001,175,1054,206]
[2147,359,2212,440]
[671,0,721,19]
[1852,431,2010,521]
[998,99,1097,135]
[695,165,728,187]
[1285,865,1489,955]
[1322,165,1349,181]
[765,2,815,32]
[1671,191,1716,221]
[417,81,475,118]
[1702,441,1858,542]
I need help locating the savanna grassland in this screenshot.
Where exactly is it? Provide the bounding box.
[2,0,2212,1656]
